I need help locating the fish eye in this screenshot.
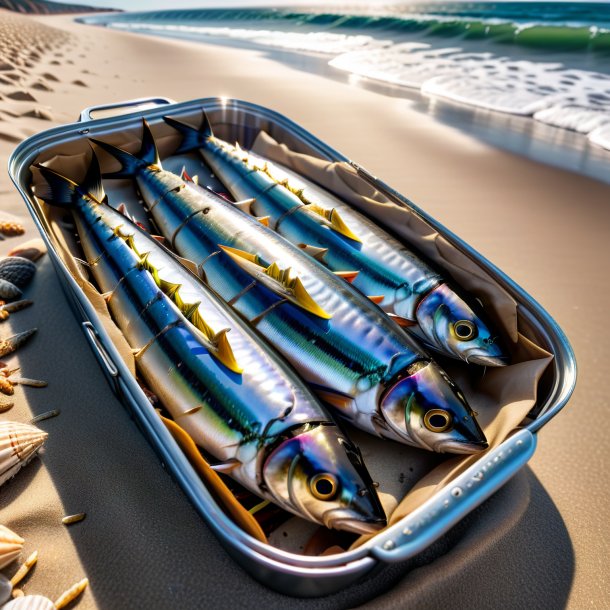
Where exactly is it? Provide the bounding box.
[310,473,338,500]
[454,320,477,341]
[423,409,453,433]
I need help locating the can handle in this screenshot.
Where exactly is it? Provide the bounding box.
[370,428,536,563]
[82,321,119,381]
[78,97,176,123]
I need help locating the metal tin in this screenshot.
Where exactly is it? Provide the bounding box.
[8,97,577,597]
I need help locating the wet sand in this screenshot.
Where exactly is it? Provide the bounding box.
[0,10,608,609]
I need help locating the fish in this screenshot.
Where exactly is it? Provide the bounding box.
[165,111,508,368]
[34,155,386,535]
[90,119,488,455]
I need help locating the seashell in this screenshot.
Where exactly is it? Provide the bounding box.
[0,329,37,358]
[0,525,24,570]
[0,421,48,488]
[0,574,12,605]
[0,400,14,413]
[8,377,48,388]
[0,279,21,300]
[7,239,46,262]
[0,222,25,237]
[0,376,14,395]
[0,257,37,288]
[0,300,33,322]
[2,595,55,610]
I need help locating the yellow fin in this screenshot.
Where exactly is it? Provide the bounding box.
[368,295,384,304]
[256,216,270,227]
[232,198,256,215]
[219,245,331,320]
[306,204,361,243]
[213,328,243,374]
[316,389,353,410]
[218,244,260,264]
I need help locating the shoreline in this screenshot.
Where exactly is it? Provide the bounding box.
[0,11,608,610]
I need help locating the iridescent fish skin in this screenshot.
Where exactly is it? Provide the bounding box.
[91,120,488,455]
[164,112,507,367]
[34,157,386,534]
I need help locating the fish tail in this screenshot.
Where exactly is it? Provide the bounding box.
[34,152,106,207]
[163,109,213,154]
[90,118,160,179]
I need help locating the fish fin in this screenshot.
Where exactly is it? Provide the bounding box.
[333,270,359,283]
[182,301,201,320]
[218,244,260,264]
[219,245,331,319]
[172,254,199,277]
[164,110,213,154]
[90,119,161,178]
[291,277,332,319]
[232,198,255,215]
[315,388,354,410]
[298,243,328,262]
[306,204,361,243]
[100,291,113,303]
[368,295,384,304]
[256,216,270,227]
[210,460,240,474]
[80,152,106,203]
[387,313,417,327]
[33,164,84,208]
[213,328,243,374]
[152,234,165,244]
[192,174,199,185]
[180,165,193,183]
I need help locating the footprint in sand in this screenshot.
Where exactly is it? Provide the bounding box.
[7,90,37,102]
[41,72,60,82]
[50,60,60,66]
[0,62,14,71]
[31,81,53,92]
[21,107,53,121]
[72,79,87,87]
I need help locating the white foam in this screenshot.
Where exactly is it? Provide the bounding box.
[110,20,610,151]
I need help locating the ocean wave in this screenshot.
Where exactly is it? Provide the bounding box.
[90,5,610,152]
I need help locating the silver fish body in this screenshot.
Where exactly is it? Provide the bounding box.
[166,113,507,368]
[35,159,387,534]
[92,122,488,455]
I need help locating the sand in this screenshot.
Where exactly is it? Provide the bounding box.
[0,9,608,609]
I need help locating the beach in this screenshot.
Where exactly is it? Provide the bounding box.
[0,9,608,608]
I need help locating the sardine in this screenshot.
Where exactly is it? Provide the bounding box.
[165,112,508,368]
[34,156,387,534]
[91,120,488,455]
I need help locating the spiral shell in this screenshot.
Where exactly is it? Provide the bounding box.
[0,524,24,570]
[1,595,55,610]
[0,257,37,289]
[0,421,47,488]
[0,279,21,300]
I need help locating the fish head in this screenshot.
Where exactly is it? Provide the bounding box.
[263,424,387,534]
[415,284,508,367]
[380,360,488,454]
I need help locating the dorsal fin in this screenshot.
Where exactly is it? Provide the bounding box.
[218,245,332,320]
[116,228,242,374]
[306,204,361,243]
[298,243,328,262]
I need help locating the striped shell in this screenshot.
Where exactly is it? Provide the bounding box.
[0,524,24,569]
[0,257,37,289]
[0,279,21,300]
[1,595,55,610]
[0,421,47,488]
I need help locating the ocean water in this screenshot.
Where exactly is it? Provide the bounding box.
[81,3,610,173]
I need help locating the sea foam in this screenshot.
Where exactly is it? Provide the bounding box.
[109,20,610,151]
